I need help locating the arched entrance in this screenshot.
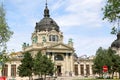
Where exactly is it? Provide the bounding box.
[57,65,62,76]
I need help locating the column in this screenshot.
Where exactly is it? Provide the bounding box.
[78,64,80,76]
[16,64,19,77]
[90,64,93,76]
[84,64,86,76]
[70,54,74,76]
[65,53,69,76]
[52,52,55,62]
[8,64,11,77]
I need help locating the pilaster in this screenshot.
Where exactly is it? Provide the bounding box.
[90,64,93,76]
[78,64,80,76]
[84,64,86,76]
[65,53,69,76]
[8,63,11,77]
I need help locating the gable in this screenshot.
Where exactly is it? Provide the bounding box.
[50,43,73,50]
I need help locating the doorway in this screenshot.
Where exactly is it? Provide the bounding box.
[57,66,62,76]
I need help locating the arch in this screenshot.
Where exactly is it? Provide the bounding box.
[49,35,58,42]
[54,54,64,61]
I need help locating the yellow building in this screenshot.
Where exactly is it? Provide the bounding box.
[1,3,94,80]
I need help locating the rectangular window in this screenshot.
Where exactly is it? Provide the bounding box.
[55,35,58,41]
[11,65,16,77]
[2,64,8,77]
[74,65,78,75]
[52,35,56,41]
[86,65,90,75]
[49,35,52,41]
[80,65,84,75]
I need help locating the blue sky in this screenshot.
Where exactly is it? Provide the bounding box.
[3,0,116,56]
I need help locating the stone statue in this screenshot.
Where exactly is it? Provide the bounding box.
[22,42,26,48]
[42,36,46,42]
[33,36,38,43]
[68,38,73,43]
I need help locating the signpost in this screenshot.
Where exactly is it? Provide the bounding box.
[103,65,108,72]
[0,76,6,80]
[103,65,108,79]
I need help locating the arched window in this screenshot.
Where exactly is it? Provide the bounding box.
[55,55,64,61]
[49,35,58,42]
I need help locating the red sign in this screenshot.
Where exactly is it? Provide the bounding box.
[103,65,108,72]
[0,77,6,80]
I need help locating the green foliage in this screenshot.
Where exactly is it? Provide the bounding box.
[103,0,120,22]
[94,47,120,78]
[18,51,55,79]
[41,55,55,75]
[33,51,43,76]
[93,47,107,74]
[0,3,13,52]
[102,0,120,34]
[111,26,117,35]
[93,47,116,75]
[18,52,33,79]
[0,3,13,66]
[33,51,55,78]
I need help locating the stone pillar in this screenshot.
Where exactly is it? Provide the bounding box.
[0,65,2,77]
[8,64,11,78]
[78,64,80,76]
[90,64,93,76]
[52,53,55,62]
[70,54,74,76]
[84,64,86,76]
[16,63,19,77]
[65,53,69,76]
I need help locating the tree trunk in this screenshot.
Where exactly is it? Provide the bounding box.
[29,76,33,80]
[44,74,46,80]
[119,72,120,79]
[112,71,114,79]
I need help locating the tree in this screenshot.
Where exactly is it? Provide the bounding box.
[93,47,120,79]
[93,47,114,76]
[102,0,120,35]
[33,51,43,77]
[110,54,120,79]
[106,48,116,78]
[18,52,33,80]
[0,3,13,52]
[33,51,55,80]
[93,47,108,76]
[41,55,55,79]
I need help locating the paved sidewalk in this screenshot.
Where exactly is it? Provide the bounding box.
[55,76,92,80]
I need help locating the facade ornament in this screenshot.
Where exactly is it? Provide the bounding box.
[22,42,26,48]
[32,36,38,43]
[42,36,46,42]
[68,38,73,43]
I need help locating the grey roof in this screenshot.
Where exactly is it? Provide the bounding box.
[35,5,59,32]
[111,32,120,48]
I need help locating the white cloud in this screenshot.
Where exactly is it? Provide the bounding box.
[5,0,115,56]
[52,0,105,30]
[63,34,116,56]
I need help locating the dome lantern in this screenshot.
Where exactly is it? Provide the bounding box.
[35,2,60,32]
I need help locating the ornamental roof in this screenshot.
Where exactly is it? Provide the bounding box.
[35,4,59,32]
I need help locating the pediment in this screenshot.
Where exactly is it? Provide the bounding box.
[50,43,74,50]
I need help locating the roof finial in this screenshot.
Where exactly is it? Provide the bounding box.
[44,0,50,17]
[46,0,47,6]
